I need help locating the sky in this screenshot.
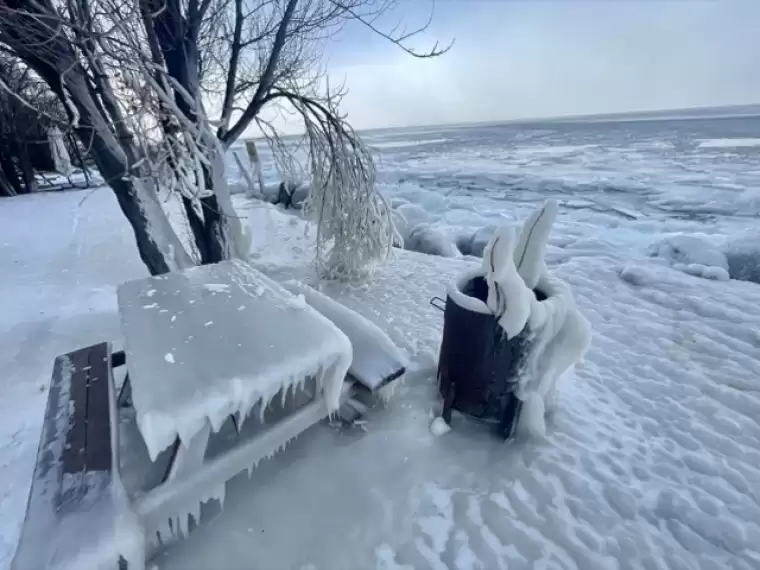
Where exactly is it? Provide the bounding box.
[291,0,760,131]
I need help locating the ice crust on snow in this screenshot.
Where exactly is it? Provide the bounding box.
[116,259,352,461]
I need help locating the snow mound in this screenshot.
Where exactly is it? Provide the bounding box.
[456,225,497,257]
[404,224,460,258]
[394,203,429,239]
[429,416,451,436]
[649,235,730,280]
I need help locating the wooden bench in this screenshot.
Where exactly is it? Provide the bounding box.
[12,342,142,570]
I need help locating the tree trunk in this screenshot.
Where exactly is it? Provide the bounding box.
[0,154,22,194]
[0,5,194,275]
[18,143,37,192]
[143,0,232,265]
[0,165,16,196]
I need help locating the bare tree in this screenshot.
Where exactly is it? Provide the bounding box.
[0,0,448,277]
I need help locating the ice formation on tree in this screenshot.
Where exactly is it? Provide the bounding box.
[302,127,399,281]
[48,126,73,177]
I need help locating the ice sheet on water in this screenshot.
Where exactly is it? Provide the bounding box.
[697,138,760,148]
[117,259,352,460]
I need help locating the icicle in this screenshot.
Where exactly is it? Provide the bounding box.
[280,384,288,407]
[148,531,161,551]
[213,484,226,508]
[177,511,188,538]
[258,396,267,422]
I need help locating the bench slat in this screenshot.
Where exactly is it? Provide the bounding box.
[62,346,90,475]
[86,342,113,473]
[12,342,125,570]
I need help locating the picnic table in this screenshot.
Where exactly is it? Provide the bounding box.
[14,259,411,569]
[117,259,353,539]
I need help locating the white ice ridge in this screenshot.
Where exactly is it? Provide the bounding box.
[117,259,353,461]
[481,225,533,339]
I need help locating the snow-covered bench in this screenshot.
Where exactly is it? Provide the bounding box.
[12,343,142,570]
[12,259,405,568]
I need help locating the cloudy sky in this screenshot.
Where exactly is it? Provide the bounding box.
[306,0,760,130]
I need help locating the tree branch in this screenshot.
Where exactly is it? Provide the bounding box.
[221,0,298,146]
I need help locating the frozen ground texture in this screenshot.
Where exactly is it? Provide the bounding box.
[1,116,760,569]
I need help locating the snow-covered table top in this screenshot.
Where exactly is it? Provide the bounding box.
[116,259,352,461]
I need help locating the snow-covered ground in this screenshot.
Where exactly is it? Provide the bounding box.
[2,117,760,569]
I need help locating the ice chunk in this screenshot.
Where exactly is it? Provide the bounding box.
[649,235,729,271]
[164,352,175,364]
[203,284,229,293]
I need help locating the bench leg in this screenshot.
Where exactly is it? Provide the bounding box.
[117,373,132,408]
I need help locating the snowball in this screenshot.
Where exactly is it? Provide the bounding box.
[430,416,451,436]
[164,352,175,364]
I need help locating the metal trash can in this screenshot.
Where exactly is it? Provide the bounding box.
[431,273,545,439]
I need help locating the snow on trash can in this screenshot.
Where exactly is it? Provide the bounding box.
[430,200,592,440]
[432,270,546,438]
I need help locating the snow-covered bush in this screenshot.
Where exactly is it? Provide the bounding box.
[303,125,398,281]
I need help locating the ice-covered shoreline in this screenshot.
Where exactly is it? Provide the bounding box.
[2,115,760,569]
